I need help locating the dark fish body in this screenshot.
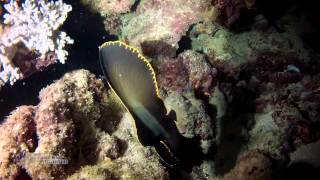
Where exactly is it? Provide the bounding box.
[99,41,202,170]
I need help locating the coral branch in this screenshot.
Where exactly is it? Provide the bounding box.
[0,0,73,87]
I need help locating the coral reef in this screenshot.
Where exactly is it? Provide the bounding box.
[1,0,320,179]
[247,78,320,159]
[191,160,221,180]
[80,0,134,36]
[0,70,168,179]
[240,52,320,161]
[78,0,320,178]
[155,56,190,92]
[81,0,135,15]
[0,106,37,179]
[0,0,73,87]
[190,22,308,77]
[247,107,284,159]
[83,0,218,48]
[213,0,256,27]
[223,150,273,180]
[164,92,214,154]
[155,50,217,95]
[121,0,218,49]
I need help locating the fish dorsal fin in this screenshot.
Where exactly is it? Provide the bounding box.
[99,41,160,98]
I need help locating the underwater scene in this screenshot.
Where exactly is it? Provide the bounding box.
[0,0,320,179]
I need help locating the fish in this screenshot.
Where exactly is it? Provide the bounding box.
[99,41,203,171]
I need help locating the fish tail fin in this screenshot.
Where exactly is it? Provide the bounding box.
[155,110,204,171]
[155,134,203,172]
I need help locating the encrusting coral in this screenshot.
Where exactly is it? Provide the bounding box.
[0,0,73,88]
[0,70,168,179]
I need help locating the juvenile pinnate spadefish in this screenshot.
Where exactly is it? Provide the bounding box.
[99,41,203,171]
